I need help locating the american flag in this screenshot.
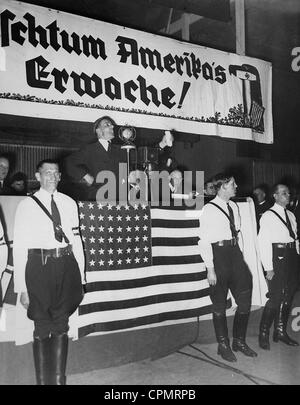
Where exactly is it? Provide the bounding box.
[250,100,265,131]
[76,202,218,338]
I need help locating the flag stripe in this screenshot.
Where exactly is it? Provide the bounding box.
[83,279,207,303]
[250,100,265,129]
[85,271,206,292]
[153,255,202,265]
[152,218,199,228]
[84,263,202,282]
[79,297,212,327]
[152,236,199,246]
[79,288,211,314]
[151,227,200,238]
[152,245,200,257]
[151,209,200,219]
[78,300,231,337]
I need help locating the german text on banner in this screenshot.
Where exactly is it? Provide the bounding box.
[0,0,273,143]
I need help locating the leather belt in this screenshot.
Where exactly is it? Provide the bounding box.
[28,245,73,265]
[272,242,295,249]
[212,238,237,247]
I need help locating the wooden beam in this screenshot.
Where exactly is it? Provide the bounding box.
[181,13,190,41]
[166,8,173,34]
[160,13,202,35]
[235,0,245,55]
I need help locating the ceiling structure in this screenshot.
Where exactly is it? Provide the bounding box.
[0,0,299,159]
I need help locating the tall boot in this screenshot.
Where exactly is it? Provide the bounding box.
[213,312,237,362]
[50,333,69,385]
[258,306,276,350]
[273,302,299,346]
[232,312,257,357]
[32,336,51,385]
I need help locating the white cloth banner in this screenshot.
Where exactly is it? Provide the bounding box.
[0,0,273,143]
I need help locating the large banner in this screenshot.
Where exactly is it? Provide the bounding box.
[0,0,273,143]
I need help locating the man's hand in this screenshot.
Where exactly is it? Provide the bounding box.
[20,291,30,310]
[82,173,94,186]
[207,267,217,286]
[266,270,274,281]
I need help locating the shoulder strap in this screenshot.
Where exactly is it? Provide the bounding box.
[207,201,239,235]
[268,209,294,237]
[208,201,233,223]
[30,195,69,243]
[31,195,54,222]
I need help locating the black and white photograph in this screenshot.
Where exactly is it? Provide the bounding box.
[0,0,299,388]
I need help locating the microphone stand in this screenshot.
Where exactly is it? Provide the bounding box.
[121,144,136,202]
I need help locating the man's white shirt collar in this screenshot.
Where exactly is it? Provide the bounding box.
[272,203,286,215]
[37,187,58,201]
[99,139,110,151]
[212,195,231,208]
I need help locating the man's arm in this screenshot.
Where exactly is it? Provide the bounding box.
[197,205,215,268]
[0,220,8,276]
[64,147,92,183]
[257,213,274,280]
[13,200,29,294]
[197,205,217,285]
[71,202,86,285]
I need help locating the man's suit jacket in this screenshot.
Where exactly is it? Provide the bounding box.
[157,146,177,173]
[0,180,12,195]
[63,141,126,201]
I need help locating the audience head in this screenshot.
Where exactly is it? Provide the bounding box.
[272,183,290,208]
[213,172,237,200]
[253,184,269,204]
[9,171,28,195]
[0,155,10,183]
[204,179,216,196]
[35,159,61,194]
[93,116,115,142]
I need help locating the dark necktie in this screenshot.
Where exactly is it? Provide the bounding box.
[107,142,111,153]
[285,209,296,240]
[227,203,238,238]
[51,194,63,242]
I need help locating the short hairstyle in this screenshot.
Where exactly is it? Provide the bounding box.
[204,178,214,187]
[253,183,269,195]
[10,171,27,182]
[36,159,60,172]
[0,155,10,164]
[212,172,234,191]
[272,183,288,196]
[93,116,116,136]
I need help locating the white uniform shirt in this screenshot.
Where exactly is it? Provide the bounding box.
[258,203,298,272]
[197,195,241,268]
[0,219,8,275]
[13,188,85,293]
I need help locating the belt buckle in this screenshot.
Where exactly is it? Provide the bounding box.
[219,240,224,247]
